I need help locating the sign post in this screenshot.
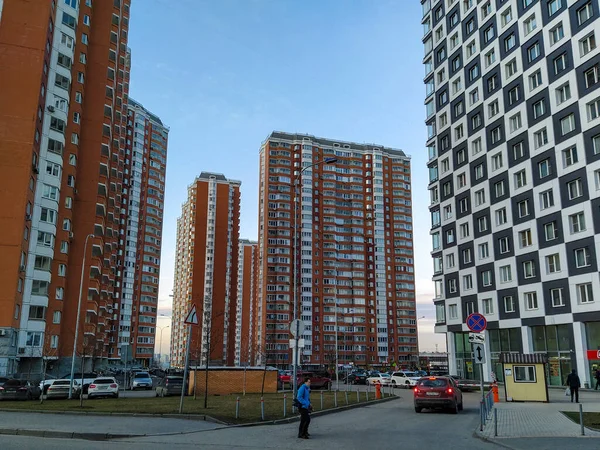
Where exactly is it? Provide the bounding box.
[180,305,199,414]
[466,313,487,402]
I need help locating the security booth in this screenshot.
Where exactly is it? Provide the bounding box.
[500,353,549,403]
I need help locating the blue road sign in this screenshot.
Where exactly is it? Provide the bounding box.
[466,313,487,333]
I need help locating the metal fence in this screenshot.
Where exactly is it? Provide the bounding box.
[479,389,495,432]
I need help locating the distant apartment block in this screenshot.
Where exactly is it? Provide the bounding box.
[257,132,416,369]
[234,239,259,366]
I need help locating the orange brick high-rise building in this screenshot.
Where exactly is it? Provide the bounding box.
[0,0,167,377]
[258,132,417,369]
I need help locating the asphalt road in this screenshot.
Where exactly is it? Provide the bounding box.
[0,391,497,450]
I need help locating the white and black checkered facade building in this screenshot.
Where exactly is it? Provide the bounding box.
[423,0,600,387]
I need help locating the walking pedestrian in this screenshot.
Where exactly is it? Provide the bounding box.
[297,376,312,439]
[566,369,581,403]
[595,368,600,390]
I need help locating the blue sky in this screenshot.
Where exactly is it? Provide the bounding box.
[128,0,445,352]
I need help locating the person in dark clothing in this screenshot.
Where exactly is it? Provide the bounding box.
[595,369,600,390]
[566,369,581,403]
[297,377,312,439]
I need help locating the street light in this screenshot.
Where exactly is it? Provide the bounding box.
[292,156,337,401]
[69,233,95,400]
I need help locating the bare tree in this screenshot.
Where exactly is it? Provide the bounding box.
[39,333,61,404]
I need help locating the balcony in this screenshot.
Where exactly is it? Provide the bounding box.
[84,323,96,335]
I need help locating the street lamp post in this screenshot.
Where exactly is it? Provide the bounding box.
[69,233,95,400]
[292,157,337,401]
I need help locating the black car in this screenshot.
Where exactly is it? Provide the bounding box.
[345,371,368,385]
[0,379,41,400]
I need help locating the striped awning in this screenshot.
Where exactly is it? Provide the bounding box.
[499,353,547,364]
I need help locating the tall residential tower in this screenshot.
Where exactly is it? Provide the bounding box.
[258,132,416,369]
[423,0,600,387]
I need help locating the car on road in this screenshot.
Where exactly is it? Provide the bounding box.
[391,371,421,388]
[155,376,185,397]
[367,373,392,386]
[414,376,463,414]
[131,371,153,390]
[45,379,81,399]
[296,372,332,390]
[87,377,119,399]
[61,372,98,394]
[0,379,41,400]
[448,375,492,392]
[278,370,293,386]
[345,371,368,385]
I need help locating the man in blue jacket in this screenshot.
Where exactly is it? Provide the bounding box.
[297,376,312,439]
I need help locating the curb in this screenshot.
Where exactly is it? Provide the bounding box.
[0,428,138,441]
[0,408,227,425]
[230,395,400,427]
[473,430,519,450]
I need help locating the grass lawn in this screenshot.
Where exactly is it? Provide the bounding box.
[562,411,600,431]
[0,390,391,424]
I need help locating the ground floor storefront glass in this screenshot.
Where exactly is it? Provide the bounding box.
[586,322,600,387]
[532,324,573,386]
[454,332,476,380]
[489,328,522,383]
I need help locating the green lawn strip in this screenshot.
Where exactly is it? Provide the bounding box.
[0,390,390,424]
[561,411,600,431]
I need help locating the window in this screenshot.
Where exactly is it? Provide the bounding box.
[492,152,503,170]
[529,70,542,90]
[500,265,512,283]
[449,304,458,319]
[554,53,567,75]
[53,311,61,324]
[540,189,554,209]
[567,179,583,200]
[587,97,600,121]
[555,83,571,106]
[65,0,78,7]
[524,15,536,35]
[551,288,564,307]
[504,295,515,312]
[460,223,470,239]
[544,221,558,241]
[562,146,578,167]
[455,125,464,140]
[466,18,475,34]
[28,305,46,320]
[472,138,482,156]
[436,303,446,323]
[574,248,591,268]
[504,34,516,52]
[60,241,69,254]
[496,208,506,225]
[550,23,564,45]
[580,33,596,57]
[523,260,536,279]
[450,33,460,50]
[40,208,57,224]
[501,7,513,26]
[482,270,492,286]
[514,366,536,382]
[471,113,482,130]
[37,231,54,248]
[546,253,561,273]
[446,229,455,244]
[482,298,493,315]
[475,189,485,207]
[478,243,489,260]
[596,169,600,190]
[525,292,538,310]
[527,42,540,62]
[42,184,59,201]
[469,65,479,81]
[51,336,59,349]
[440,113,448,127]
[58,264,66,277]
[448,279,457,293]
[577,283,594,304]
[513,142,524,160]
[506,59,517,77]
[577,2,594,25]
[514,170,526,188]
[484,25,495,43]
[83,14,90,26]
[488,100,499,118]
[82,33,89,45]
[31,280,49,295]
[534,128,548,149]
[510,113,522,132]
[56,287,64,300]
[585,65,599,88]
[487,74,498,93]
[548,0,562,16]
[518,199,530,218]
[519,229,532,248]
[538,159,551,179]
[467,40,476,57]
[57,53,72,69]
[569,212,586,234]
[532,100,545,119]
[62,12,76,29]
[499,236,510,254]
[495,182,506,199]
[463,275,473,290]
[508,87,519,105]
[560,114,576,136]
[459,197,469,213]
[26,332,42,347]
[463,248,472,264]
[65,197,72,209]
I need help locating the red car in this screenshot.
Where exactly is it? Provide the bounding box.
[296,372,332,390]
[414,376,463,414]
[278,370,293,385]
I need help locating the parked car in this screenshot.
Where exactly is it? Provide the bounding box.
[366,373,392,386]
[0,379,41,400]
[131,371,153,390]
[45,379,81,399]
[87,377,119,399]
[390,371,421,388]
[61,372,98,394]
[345,371,368,385]
[278,370,293,385]
[155,376,185,397]
[414,376,463,414]
[448,375,492,392]
[296,372,332,390]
